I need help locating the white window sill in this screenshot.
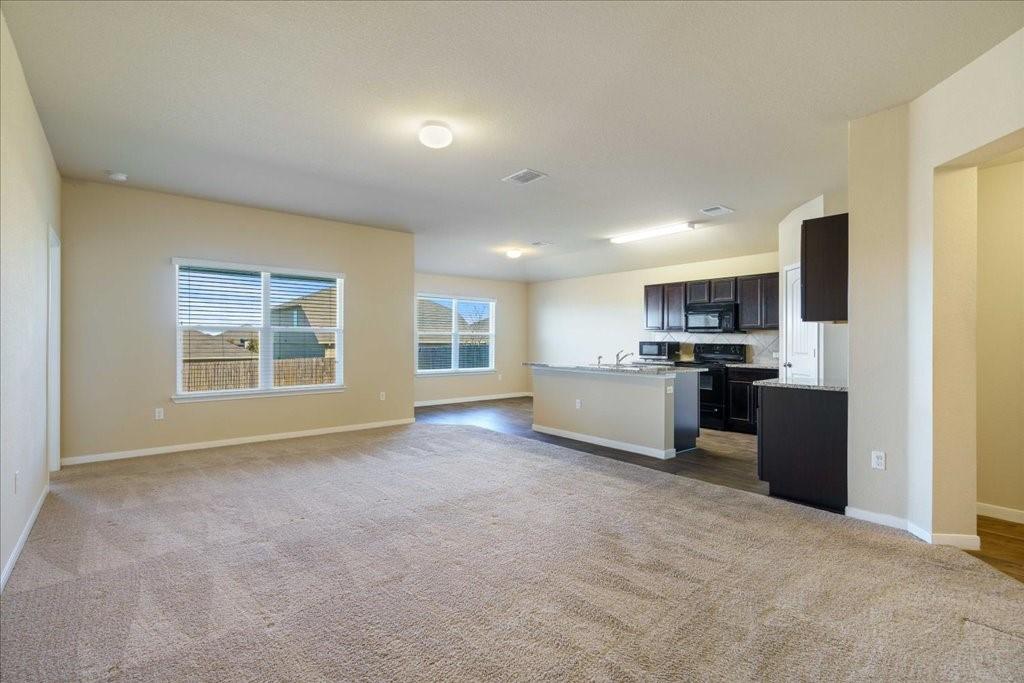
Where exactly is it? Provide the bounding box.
[416,369,496,377]
[172,384,346,403]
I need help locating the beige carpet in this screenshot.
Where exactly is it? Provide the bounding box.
[2,424,1022,681]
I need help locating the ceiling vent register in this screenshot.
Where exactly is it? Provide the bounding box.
[699,205,734,217]
[502,168,548,185]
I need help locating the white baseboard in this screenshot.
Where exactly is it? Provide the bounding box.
[1,484,49,593]
[845,506,908,531]
[907,521,932,543]
[931,533,981,550]
[845,507,979,548]
[62,418,416,466]
[532,423,676,460]
[414,392,532,407]
[977,502,1024,524]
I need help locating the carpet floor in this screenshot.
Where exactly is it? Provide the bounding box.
[2,424,1022,681]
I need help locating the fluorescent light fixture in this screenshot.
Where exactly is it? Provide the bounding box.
[506,248,523,259]
[419,122,453,149]
[609,222,693,244]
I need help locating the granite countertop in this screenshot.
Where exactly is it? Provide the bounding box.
[724,363,779,370]
[752,378,848,392]
[524,362,706,377]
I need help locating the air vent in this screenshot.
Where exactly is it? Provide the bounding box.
[502,168,548,185]
[700,205,734,217]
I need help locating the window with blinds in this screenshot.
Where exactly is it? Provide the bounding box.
[415,295,494,373]
[175,260,343,397]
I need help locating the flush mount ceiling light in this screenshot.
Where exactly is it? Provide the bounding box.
[418,122,453,149]
[609,222,693,244]
[506,249,524,259]
[105,170,128,182]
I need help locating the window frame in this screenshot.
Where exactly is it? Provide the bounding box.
[415,294,496,375]
[172,258,345,402]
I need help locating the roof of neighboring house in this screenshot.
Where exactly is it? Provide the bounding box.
[417,298,491,333]
[181,330,258,360]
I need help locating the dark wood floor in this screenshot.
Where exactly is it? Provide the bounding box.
[416,395,766,494]
[416,397,1024,583]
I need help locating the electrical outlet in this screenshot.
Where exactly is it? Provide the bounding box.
[154,408,164,420]
[379,391,386,401]
[575,399,582,410]
[772,352,780,359]
[498,374,503,381]
[871,450,886,470]
[14,470,19,495]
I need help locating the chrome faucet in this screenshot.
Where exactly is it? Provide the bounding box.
[615,350,634,366]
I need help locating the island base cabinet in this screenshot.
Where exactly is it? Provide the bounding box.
[757,386,847,512]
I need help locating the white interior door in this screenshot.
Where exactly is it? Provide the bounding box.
[782,264,820,384]
[47,227,61,472]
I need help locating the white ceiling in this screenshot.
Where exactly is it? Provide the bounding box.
[4,1,1022,282]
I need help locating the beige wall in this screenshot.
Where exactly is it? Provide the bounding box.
[531,369,676,455]
[977,159,1024,515]
[848,105,910,523]
[931,167,979,534]
[848,28,1024,540]
[414,272,530,404]
[61,181,414,459]
[528,252,779,366]
[0,13,61,583]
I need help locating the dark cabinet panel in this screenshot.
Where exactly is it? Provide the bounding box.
[685,280,710,305]
[737,273,779,330]
[737,276,763,329]
[710,277,736,303]
[726,367,778,433]
[644,284,665,330]
[758,386,848,512]
[801,213,848,322]
[762,273,779,328]
[664,282,685,330]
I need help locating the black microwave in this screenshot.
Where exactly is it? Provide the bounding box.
[638,341,680,360]
[685,303,738,333]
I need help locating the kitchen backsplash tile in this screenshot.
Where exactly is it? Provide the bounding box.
[643,329,779,365]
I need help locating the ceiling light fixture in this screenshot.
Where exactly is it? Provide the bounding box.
[105,170,128,182]
[418,122,453,149]
[609,222,693,244]
[506,249,523,259]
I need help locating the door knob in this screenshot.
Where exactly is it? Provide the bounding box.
[783,362,793,367]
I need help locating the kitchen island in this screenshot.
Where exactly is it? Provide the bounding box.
[525,363,705,459]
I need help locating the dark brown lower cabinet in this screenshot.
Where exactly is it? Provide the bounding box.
[726,368,778,433]
[757,386,847,512]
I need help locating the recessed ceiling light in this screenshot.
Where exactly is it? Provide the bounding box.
[105,170,128,182]
[506,249,523,259]
[609,222,693,244]
[418,122,453,149]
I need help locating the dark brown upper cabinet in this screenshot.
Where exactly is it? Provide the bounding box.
[710,277,737,303]
[685,280,710,305]
[644,284,665,330]
[738,272,779,330]
[664,282,685,330]
[801,213,848,322]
